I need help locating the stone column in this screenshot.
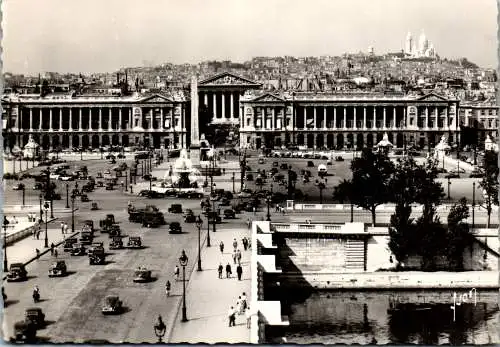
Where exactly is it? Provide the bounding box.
[323,107,327,129]
[79,108,83,131]
[49,109,53,131]
[213,93,217,119]
[373,107,376,129]
[313,107,317,129]
[383,107,386,129]
[343,107,347,129]
[29,108,33,132]
[160,109,164,130]
[272,108,276,130]
[333,107,337,129]
[393,107,397,129]
[435,107,439,129]
[221,92,226,119]
[108,108,112,130]
[363,107,367,129]
[59,108,63,131]
[303,107,307,129]
[69,108,73,131]
[88,108,92,130]
[445,108,449,130]
[353,107,357,129]
[98,108,103,131]
[425,107,429,129]
[262,107,266,129]
[204,93,208,107]
[119,108,123,131]
[230,92,234,119]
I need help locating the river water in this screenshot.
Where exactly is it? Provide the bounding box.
[279,290,499,345]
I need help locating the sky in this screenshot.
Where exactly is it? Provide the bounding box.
[2,0,498,74]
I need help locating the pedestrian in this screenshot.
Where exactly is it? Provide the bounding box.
[228,306,236,327]
[275,205,279,213]
[246,306,252,328]
[50,246,54,256]
[232,251,237,265]
[54,249,58,258]
[242,238,248,251]
[33,228,36,239]
[241,292,247,310]
[64,223,69,234]
[247,219,251,230]
[61,222,65,234]
[232,238,237,251]
[219,241,224,254]
[236,249,242,265]
[225,263,232,278]
[35,248,40,258]
[237,264,243,281]
[36,229,40,240]
[236,296,242,315]
[165,281,171,297]
[174,265,180,281]
[218,263,223,279]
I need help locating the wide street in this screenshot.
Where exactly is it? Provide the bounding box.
[2,156,250,343]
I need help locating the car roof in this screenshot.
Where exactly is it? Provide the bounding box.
[26,307,42,312]
[130,236,140,240]
[11,263,24,267]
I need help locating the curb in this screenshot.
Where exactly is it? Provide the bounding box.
[2,230,80,281]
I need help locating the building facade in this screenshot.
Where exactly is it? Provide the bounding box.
[239,91,460,150]
[458,103,499,143]
[2,92,188,150]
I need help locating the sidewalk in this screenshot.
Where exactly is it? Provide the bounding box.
[169,225,252,343]
[2,220,78,276]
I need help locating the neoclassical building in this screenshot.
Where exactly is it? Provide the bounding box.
[3,91,188,150]
[239,91,461,150]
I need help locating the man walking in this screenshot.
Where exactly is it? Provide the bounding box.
[174,265,180,281]
[165,281,171,297]
[236,264,243,281]
[225,263,232,278]
[232,238,238,251]
[236,249,242,265]
[228,306,236,327]
[219,241,224,254]
[218,263,223,279]
[61,222,65,235]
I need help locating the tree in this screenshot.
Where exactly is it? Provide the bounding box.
[388,203,415,265]
[446,198,471,270]
[479,150,499,227]
[349,148,394,226]
[414,158,445,222]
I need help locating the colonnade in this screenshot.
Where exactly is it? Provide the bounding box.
[199,90,243,122]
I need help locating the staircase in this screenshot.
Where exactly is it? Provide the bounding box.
[345,239,365,271]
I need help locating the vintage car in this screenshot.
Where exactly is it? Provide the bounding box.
[107,224,121,237]
[127,236,142,248]
[63,237,78,252]
[133,268,152,283]
[99,214,116,231]
[91,202,99,211]
[87,242,104,255]
[142,213,165,228]
[13,321,37,342]
[80,194,90,202]
[89,249,106,265]
[83,220,95,232]
[48,260,67,277]
[109,236,124,250]
[207,212,222,224]
[168,204,183,214]
[79,230,93,245]
[223,209,236,219]
[101,295,123,315]
[128,210,144,223]
[184,214,196,223]
[168,222,182,234]
[7,263,27,282]
[71,243,87,256]
[24,308,45,327]
[105,183,114,190]
[82,182,94,193]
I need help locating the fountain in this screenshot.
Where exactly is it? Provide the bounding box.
[23,135,39,158]
[434,135,450,160]
[164,149,202,189]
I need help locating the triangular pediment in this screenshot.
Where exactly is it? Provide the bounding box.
[199,72,262,86]
[140,94,173,103]
[417,92,448,102]
[251,93,285,102]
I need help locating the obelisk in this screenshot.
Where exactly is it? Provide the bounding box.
[189,75,201,167]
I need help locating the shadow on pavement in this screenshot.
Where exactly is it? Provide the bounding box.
[4,299,19,307]
[63,271,77,277]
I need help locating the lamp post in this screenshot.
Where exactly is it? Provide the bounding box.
[153,315,166,343]
[232,172,235,194]
[266,194,271,221]
[196,216,203,271]
[206,208,211,247]
[125,172,128,192]
[204,164,208,187]
[179,250,189,322]
[66,183,70,208]
[44,203,49,248]
[21,186,25,207]
[71,193,76,233]
[3,218,9,272]
[472,182,476,232]
[39,194,43,221]
[447,177,451,200]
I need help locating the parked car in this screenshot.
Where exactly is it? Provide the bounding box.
[469,170,484,178]
[168,222,182,234]
[13,321,37,342]
[109,237,124,250]
[207,212,222,224]
[63,238,78,252]
[48,260,67,277]
[127,236,142,248]
[168,204,183,214]
[71,243,87,256]
[24,308,45,328]
[133,268,153,283]
[223,209,236,219]
[101,296,123,315]
[7,263,27,282]
[184,214,196,223]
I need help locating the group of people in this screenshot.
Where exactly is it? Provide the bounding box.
[27,213,38,223]
[60,221,70,235]
[216,237,251,281]
[228,292,252,328]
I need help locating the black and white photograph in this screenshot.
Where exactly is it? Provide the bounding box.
[1,0,499,344]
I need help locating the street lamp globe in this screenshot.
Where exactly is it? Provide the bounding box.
[195,215,203,230]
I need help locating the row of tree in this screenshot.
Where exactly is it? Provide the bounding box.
[333,148,498,271]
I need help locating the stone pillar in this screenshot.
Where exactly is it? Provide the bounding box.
[69,135,73,148]
[323,107,327,129]
[445,108,449,130]
[353,107,357,129]
[333,107,337,129]
[160,109,164,130]
[363,107,367,129]
[393,107,397,129]
[313,107,317,129]
[49,109,53,131]
[425,107,429,129]
[88,108,92,130]
[213,93,217,119]
[98,108,103,131]
[230,92,234,119]
[221,92,226,119]
[383,107,386,129]
[79,108,83,131]
[204,93,208,107]
[272,108,276,129]
[108,108,112,130]
[262,107,266,129]
[303,107,307,129]
[343,107,347,129]
[373,107,376,129]
[435,107,439,129]
[69,108,73,131]
[29,108,33,131]
[119,108,123,131]
[59,108,63,131]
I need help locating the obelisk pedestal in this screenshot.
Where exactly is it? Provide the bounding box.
[189,75,201,167]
